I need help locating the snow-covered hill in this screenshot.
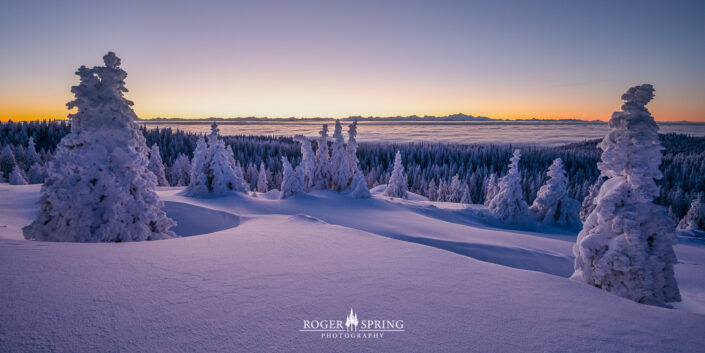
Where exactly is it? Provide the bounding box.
[1,184,704,352]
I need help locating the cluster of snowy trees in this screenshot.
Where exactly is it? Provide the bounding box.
[22,52,175,242]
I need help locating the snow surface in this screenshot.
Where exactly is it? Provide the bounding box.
[1,184,705,352]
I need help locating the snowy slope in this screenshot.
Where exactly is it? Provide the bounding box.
[1,184,704,352]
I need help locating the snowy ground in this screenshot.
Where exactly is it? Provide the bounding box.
[1,184,704,352]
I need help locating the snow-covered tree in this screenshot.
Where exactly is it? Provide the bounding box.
[572,84,681,306]
[313,124,331,189]
[346,120,361,175]
[330,120,353,191]
[384,150,408,198]
[257,162,269,193]
[677,193,705,232]
[0,145,17,180]
[349,168,371,198]
[294,135,315,191]
[233,160,248,192]
[484,173,499,206]
[25,137,41,166]
[488,150,529,224]
[170,153,191,186]
[427,179,437,201]
[529,158,581,229]
[8,165,27,185]
[27,162,46,184]
[580,177,604,221]
[280,156,304,199]
[448,174,464,202]
[460,183,472,204]
[183,135,209,196]
[438,179,448,202]
[22,52,175,242]
[148,144,169,186]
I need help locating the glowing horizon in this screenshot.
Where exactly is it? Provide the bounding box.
[2,1,704,123]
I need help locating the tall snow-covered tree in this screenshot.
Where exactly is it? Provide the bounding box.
[580,176,604,221]
[280,156,304,199]
[346,120,361,175]
[294,135,315,191]
[349,168,371,198]
[488,150,529,224]
[27,162,46,184]
[572,84,680,306]
[183,135,209,196]
[330,120,352,191]
[170,153,191,186]
[25,137,41,166]
[460,183,472,204]
[484,173,499,206]
[529,158,581,229]
[384,150,408,198]
[427,179,437,201]
[677,193,705,232]
[22,52,175,242]
[8,165,28,185]
[448,174,464,202]
[148,143,169,186]
[0,145,17,180]
[257,162,269,193]
[313,124,331,189]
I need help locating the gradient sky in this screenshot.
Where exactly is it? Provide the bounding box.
[1,0,704,122]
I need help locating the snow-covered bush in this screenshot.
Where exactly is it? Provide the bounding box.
[488,150,529,224]
[529,158,581,229]
[384,150,408,198]
[677,193,705,232]
[313,124,331,189]
[22,52,176,242]
[280,156,304,199]
[148,144,169,186]
[572,84,681,306]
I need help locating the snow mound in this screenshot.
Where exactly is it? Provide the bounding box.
[288,214,327,224]
[162,201,240,237]
[371,184,428,201]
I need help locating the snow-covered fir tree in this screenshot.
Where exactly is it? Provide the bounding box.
[170,153,191,186]
[330,120,352,191]
[460,183,472,204]
[257,162,269,193]
[437,179,448,202]
[0,145,17,180]
[488,150,529,224]
[25,137,41,166]
[349,168,371,198]
[427,179,437,201]
[529,158,581,229]
[580,176,604,221]
[677,193,705,232]
[22,52,175,242]
[27,162,46,184]
[484,173,499,206]
[313,124,331,189]
[448,174,464,202]
[572,84,681,306]
[9,165,27,185]
[233,160,248,192]
[384,150,408,198]
[294,135,315,191]
[346,120,361,176]
[280,156,304,199]
[148,143,169,186]
[183,135,210,196]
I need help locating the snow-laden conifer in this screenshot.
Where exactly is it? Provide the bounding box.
[484,173,499,206]
[257,162,269,193]
[677,193,705,232]
[572,84,680,306]
[26,137,41,167]
[580,177,604,221]
[148,144,169,186]
[448,174,464,202]
[349,168,371,198]
[330,120,352,191]
[22,52,175,242]
[183,135,209,196]
[27,162,46,184]
[294,135,315,191]
[170,153,191,186]
[384,150,408,198]
[460,183,472,204]
[488,150,529,224]
[427,179,437,201]
[313,124,331,189]
[9,165,27,185]
[280,156,304,199]
[0,145,17,180]
[529,158,581,229]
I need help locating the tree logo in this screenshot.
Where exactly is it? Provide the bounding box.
[300,308,404,339]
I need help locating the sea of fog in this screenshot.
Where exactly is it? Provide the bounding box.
[140,121,705,146]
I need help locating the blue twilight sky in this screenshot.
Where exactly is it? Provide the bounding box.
[1,0,704,121]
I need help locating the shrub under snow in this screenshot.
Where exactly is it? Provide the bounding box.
[572,84,680,306]
[22,52,176,242]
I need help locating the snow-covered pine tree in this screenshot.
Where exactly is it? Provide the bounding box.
[438,179,448,202]
[488,149,529,224]
[170,153,191,186]
[0,145,17,180]
[346,120,361,176]
[448,174,463,202]
[460,183,472,204]
[330,120,352,191]
[183,135,209,196]
[572,84,681,306]
[280,156,304,199]
[205,122,247,195]
[529,158,581,229]
[384,150,408,198]
[580,176,604,221]
[677,193,705,232]
[349,168,371,198]
[233,160,248,192]
[22,52,175,242]
[257,162,269,193]
[294,135,315,191]
[26,137,41,167]
[484,173,499,206]
[27,162,46,184]
[148,143,169,186]
[427,179,437,201]
[9,165,27,185]
[313,124,331,189]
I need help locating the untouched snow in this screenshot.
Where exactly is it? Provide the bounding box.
[1,184,705,352]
